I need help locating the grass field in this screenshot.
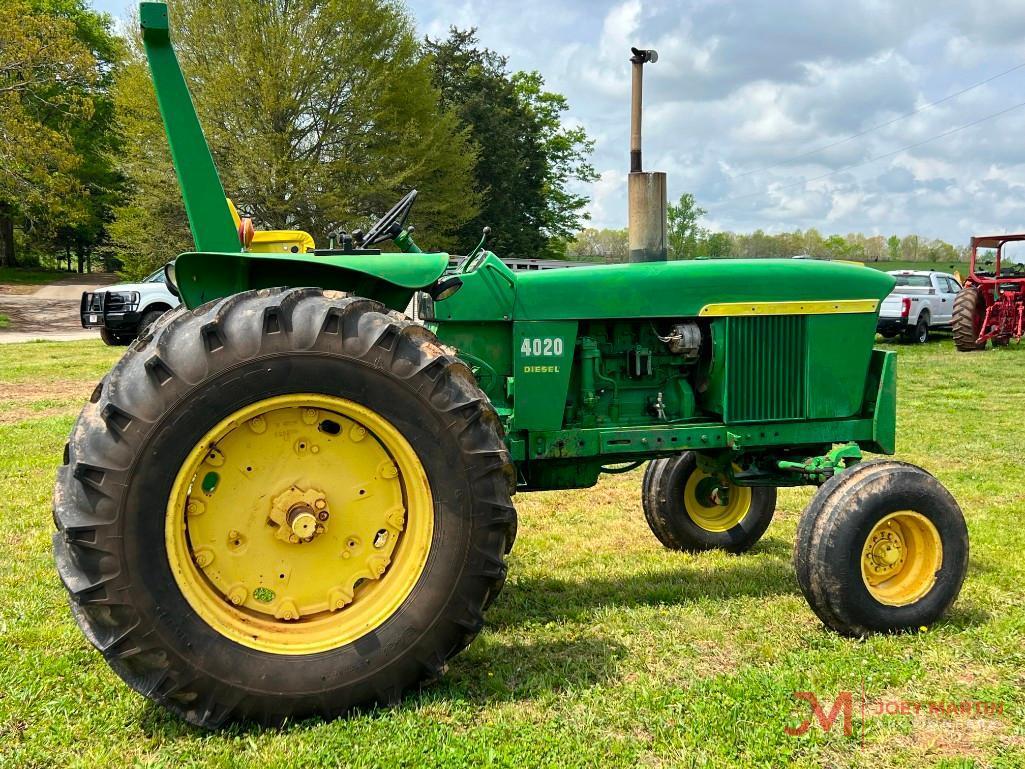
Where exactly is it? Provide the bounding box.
[2,338,1024,768]
[0,267,75,286]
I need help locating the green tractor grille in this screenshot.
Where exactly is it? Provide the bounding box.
[724,315,808,423]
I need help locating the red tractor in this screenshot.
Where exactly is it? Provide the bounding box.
[953,233,1025,351]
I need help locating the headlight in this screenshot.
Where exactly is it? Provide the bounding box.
[106,291,140,312]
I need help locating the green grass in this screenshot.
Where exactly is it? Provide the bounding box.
[0,267,73,285]
[2,339,1024,767]
[0,313,9,329]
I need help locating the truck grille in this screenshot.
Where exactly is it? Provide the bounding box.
[724,315,808,423]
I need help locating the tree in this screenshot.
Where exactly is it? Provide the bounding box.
[425,29,595,259]
[43,0,124,273]
[566,228,628,263]
[887,235,901,261]
[512,71,597,256]
[112,0,479,278]
[804,228,826,259]
[863,235,885,263]
[900,235,921,262]
[0,0,110,267]
[704,231,732,259]
[666,192,706,260]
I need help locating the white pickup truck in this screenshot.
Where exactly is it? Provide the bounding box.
[876,270,962,343]
[80,267,181,346]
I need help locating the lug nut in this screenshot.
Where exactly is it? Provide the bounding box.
[194,549,213,567]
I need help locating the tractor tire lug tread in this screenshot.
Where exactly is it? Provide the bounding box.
[53,288,516,728]
[952,285,986,351]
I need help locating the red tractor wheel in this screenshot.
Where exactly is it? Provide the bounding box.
[952,285,986,351]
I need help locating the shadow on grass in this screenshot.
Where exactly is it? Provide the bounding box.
[134,634,627,737]
[131,555,986,735]
[940,600,992,629]
[491,546,797,629]
[436,635,627,703]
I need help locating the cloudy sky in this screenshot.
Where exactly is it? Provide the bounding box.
[92,0,1025,244]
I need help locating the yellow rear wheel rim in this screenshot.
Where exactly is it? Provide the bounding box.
[165,394,433,655]
[861,511,942,606]
[683,467,752,532]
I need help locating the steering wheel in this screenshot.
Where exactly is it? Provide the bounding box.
[361,189,418,246]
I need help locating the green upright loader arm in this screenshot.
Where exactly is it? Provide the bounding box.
[139,2,239,253]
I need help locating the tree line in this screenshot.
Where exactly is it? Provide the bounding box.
[1,0,595,277]
[2,0,971,278]
[567,193,969,264]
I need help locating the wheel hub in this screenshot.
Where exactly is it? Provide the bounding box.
[860,511,943,606]
[863,525,906,577]
[683,467,752,532]
[165,394,434,654]
[268,486,329,544]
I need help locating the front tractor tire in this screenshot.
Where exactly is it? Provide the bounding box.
[53,288,516,727]
[794,460,968,637]
[642,453,777,553]
[953,285,986,351]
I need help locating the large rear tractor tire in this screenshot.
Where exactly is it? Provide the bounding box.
[952,285,986,351]
[53,288,516,727]
[793,460,968,636]
[642,453,776,553]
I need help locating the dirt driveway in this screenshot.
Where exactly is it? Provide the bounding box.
[0,274,117,343]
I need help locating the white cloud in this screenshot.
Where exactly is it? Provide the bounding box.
[92,0,1025,245]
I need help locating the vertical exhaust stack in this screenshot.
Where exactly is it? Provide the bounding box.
[628,47,667,263]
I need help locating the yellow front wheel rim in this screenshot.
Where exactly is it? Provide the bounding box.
[165,394,433,655]
[861,511,942,606]
[683,468,752,532]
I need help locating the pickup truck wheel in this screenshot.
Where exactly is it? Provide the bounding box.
[794,460,968,636]
[137,308,166,338]
[642,453,776,553]
[952,286,986,351]
[54,288,516,727]
[99,327,132,346]
[902,314,929,344]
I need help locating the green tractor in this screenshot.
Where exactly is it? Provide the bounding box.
[53,2,969,728]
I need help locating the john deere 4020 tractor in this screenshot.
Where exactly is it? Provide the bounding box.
[53,3,969,728]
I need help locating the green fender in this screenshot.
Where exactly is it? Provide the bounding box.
[172,250,450,311]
